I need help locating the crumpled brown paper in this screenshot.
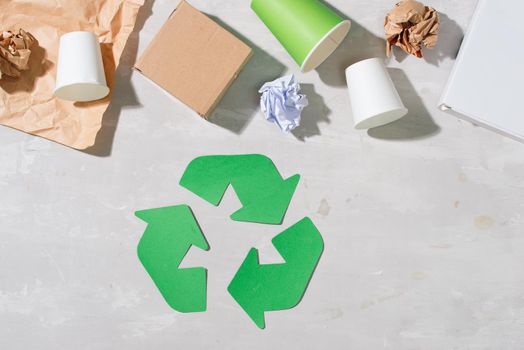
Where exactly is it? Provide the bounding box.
[385,0,440,58]
[0,0,143,149]
[0,29,37,79]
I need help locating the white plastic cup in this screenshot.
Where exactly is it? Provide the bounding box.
[54,31,109,102]
[345,58,407,129]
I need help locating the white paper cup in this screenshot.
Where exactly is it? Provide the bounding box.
[345,58,407,129]
[54,31,109,102]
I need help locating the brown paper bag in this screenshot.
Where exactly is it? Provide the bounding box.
[0,0,143,149]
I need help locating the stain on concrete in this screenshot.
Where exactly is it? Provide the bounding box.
[317,308,344,321]
[411,271,427,280]
[360,300,376,310]
[361,290,404,310]
[474,215,495,230]
[317,198,331,217]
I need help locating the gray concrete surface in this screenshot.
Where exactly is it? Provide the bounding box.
[2,0,524,349]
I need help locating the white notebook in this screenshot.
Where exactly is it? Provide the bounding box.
[439,0,524,142]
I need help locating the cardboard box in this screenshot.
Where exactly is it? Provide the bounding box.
[135,0,252,118]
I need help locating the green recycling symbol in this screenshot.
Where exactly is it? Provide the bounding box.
[135,154,324,329]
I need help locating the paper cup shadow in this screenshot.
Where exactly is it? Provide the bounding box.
[367,68,440,140]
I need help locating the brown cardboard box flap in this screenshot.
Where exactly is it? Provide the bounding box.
[135,0,252,118]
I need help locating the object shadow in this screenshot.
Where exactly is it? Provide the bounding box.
[393,13,464,65]
[291,84,331,141]
[82,0,154,157]
[316,18,386,87]
[314,1,386,87]
[367,68,440,140]
[208,16,286,134]
[423,13,463,66]
[0,43,53,93]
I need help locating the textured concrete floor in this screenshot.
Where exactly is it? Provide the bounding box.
[2,0,524,349]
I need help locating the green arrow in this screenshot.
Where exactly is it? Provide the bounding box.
[135,205,209,313]
[179,154,300,225]
[227,217,324,329]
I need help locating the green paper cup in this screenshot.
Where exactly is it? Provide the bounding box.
[251,0,351,72]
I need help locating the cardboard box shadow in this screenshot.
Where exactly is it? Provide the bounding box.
[208,16,286,135]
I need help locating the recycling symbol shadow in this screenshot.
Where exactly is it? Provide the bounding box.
[135,154,324,329]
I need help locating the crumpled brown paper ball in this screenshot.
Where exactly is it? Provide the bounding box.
[0,29,37,79]
[384,0,440,58]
